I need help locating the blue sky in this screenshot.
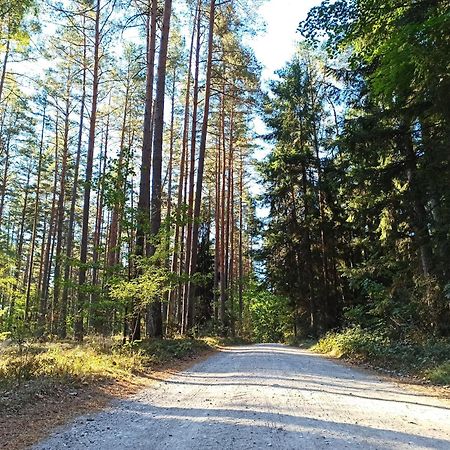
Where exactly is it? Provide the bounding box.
[248,0,322,212]
[250,0,322,85]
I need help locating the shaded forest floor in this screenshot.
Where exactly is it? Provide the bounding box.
[0,336,238,450]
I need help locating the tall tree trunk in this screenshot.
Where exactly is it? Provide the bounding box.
[75,0,101,341]
[0,38,10,104]
[300,161,317,335]
[132,0,158,342]
[219,93,227,329]
[52,81,72,333]
[399,122,433,277]
[228,136,235,336]
[170,3,198,332]
[90,124,108,333]
[10,165,31,324]
[25,101,46,320]
[213,132,221,324]
[238,147,244,329]
[0,133,11,230]
[184,0,216,332]
[147,0,173,338]
[224,110,234,334]
[181,2,201,334]
[312,118,332,327]
[107,85,129,269]
[165,70,176,331]
[38,123,60,336]
[59,27,88,339]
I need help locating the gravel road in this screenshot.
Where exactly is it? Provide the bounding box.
[33,344,450,450]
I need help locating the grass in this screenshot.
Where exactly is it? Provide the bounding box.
[0,334,247,449]
[311,326,450,386]
[0,335,219,392]
[0,333,250,392]
[428,363,450,385]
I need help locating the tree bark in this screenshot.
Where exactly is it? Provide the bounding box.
[147,0,173,338]
[75,0,101,341]
[38,121,60,336]
[0,38,10,104]
[25,101,46,320]
[185,0,216,332]
[52,79,72,333]
[181,3,202,334]
[170,3,198,331]
[132,0,158,342]
[59,25,88,339]
[399,122,433,277]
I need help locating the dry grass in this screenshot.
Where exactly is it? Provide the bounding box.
[0,336,218,450]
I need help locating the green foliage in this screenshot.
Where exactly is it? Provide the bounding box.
[136,337,210,363]
[244,282,291,343]
[109,263,173,308]
[427,363,450,385]
[313,327,390,358]
[293,0,450,339]
[260,49,336,336]
[0,0,35,42]
[313,327,450,384]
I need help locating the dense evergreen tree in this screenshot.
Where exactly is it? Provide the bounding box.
[260,0,450,339]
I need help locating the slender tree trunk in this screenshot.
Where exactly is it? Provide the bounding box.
[25,103,46,320]
[0,38,10,104]
[229,137,235,336]
[224,110,234,333]
[37,194,48,307]
[170,3,198,332]
[238,147,244,329]
[75,0,101,341]
[397,122,433,277]
[165,70,176,331]
[38,124,60,335]
[0,134,11,230]
[10,165,31,323]
[90,124,108,333]
[219,93,227,329]
[185,0,216,332]
[52,81,72,333]
[132,0,158,342]
[147,0,173,338]
[107,86,129,269]
[213,132,221,324]
[59,28,88,339]
[181,3,201,334]
[301,161,316,335]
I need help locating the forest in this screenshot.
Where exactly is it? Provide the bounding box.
[0,0,449,360]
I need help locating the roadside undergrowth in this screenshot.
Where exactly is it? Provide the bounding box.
[311,327,450,386]
[1,335,237,449]
[0,335,233,419]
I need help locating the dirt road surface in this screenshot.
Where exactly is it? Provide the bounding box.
[33,344,450,449]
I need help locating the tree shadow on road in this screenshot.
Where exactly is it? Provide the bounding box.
[34,401,450,450]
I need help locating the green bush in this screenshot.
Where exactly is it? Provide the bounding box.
[428,363,450,385]
[313,326,450,384]
[245,283,291,343]
[313,327,389,358]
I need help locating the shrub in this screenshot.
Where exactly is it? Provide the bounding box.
[312,326,450,384]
